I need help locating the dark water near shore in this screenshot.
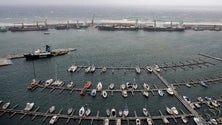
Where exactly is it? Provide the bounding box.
[0,5,222,125]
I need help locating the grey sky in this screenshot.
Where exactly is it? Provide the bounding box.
[1,0,222,6]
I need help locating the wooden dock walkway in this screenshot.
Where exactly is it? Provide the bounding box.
[198,53,222,62]
[152,68,207,124]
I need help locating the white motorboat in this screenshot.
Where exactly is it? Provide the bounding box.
[68,65,77,72]
[101,90,108,98]
[123,106,129,117]
[146,66,153,73]
[120,84,126,90]
[109,83,115,90]
[147,118,153,125]
[136,118,141,125]
[79,106,85,117]
[133,83,138,90]
[181,116,188,124]
[49,115,58,125]
[97,82,103,91]
[85,108,91,116]
[163,117,169,124]
[194,103,201,108]
[24,102,34,111]
[197,97,204,102]
[51,80,63,86]
[185,83,191,88]
[119,110,123,117]
[143,108,148,116]
[101,66,107,73]
[166,88,174,95]
[67,81,74,88]
[205,96,212,101]
[154,65,161,72]
[211,100,219,108]
[143,90,149,98]
[90,65,96,73]
[200,81,208,87]
[166,107,173,115]
[49,106,55,113]
[104,118,109,125]
[190,103,196,109]
[210,119,218,125]
[122,90,128,98]
[85,66,91,73]
[193,117,204,125]
[67,108,73,115]
[143,83,150,90]
[91,89,97,97]
[126,82,133,89]
[111,108,116,117]
[135,66,141,74]
[2,102,10,109]
[106,108,110,116]
[158,89,164,96]
[171,107,179,115]
[45,79,53,86]
[116,118,121,125]
[183,96,191,104]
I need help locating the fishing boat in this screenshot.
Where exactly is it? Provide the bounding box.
[133,83,138,90]
[101,66,107,73]
[136,119,141,125]
[147,118,153,125]
[119,110,123,117]
[49,106,55,113]
[171,107,179,115]
[181,116,188,123]
[45,79,53,86]
[116,118,121,125]
[2,102,10,109]
[109,83,115,90]
[24,102,34,111]
[49,115,58,125]
[101,90,108,98]
[200,81,208,87]
[183,96,191,104]
[84,81,92,89]
[120,84,126,90]
[158,89,164,96]
[67,81,74,88]
[91,89,97,97]
[135,66,141,74]
[146,66,153,73]
[143,83,150,90]
[27,79,39,90]
[79,106,85,117]
[197,97,204,102]
[143,90,149,98]
[67,65,77,72]
[154,65,161,72]
[80,89,87,96]
[85,108,91,116]
[67,108,73,115]
[106,108,110,116]
[51,80,63,86]
[24,45,54,60]
[90,65,96,73]
[111,108,116,117]
[123,106,129,117]
[193,117,204,125]
[166,88,174,95]
[166,107,173,115]
[122,90,128,98]
[97,82,103,91]
[85,66,91,73]
[104,119,109,125]
[143,108,148,116]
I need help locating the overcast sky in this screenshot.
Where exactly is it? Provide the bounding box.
[1,0,222,6]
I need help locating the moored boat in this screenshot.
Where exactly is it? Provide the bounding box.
[122,90,128,98]
[123,105,129,117]
[120,84,126,90]
[136,118,141,125]
[166,107,173,115]
[79,106,85,117]
[135,66,141,74]
[85,108,91,116]
[171,107,179,115]
[24,102,34,111]
[2,102,10,109]
[166,88,174,95]
[49,106,55,113]
[197,97,204,102]
[51,80,63,86]
[163,117,169,124]
[181,116,188,123]
[97,82,103,91]
[90,65,96,73]
[146,66,153,73]
[193,117,204,125]
[200,81,208,87]
[143,90,149,98]
[183,96,191,104]
[67,81,74,88]
[133,83,138,90]
[85,66,91,73]
[80,89,87,96]
[185,83,191,88]
[147,118,153,125]
[143,108,148,116]
[109,83,115,90]
[116,118,121,125]
[45,79,53,86]
[111,108,116,117]
[126,82,133,89]
[68,65,77,72]
[84,81,92,89]
[104,118,109,125]
[27,79,39,90]
[106,108,110,116]
[143,83,150,90]
[101,66,107,73]
[154,65,161,72]
[67,108,73,115]
[101,90,108,98]
[91,89,97,97]
[49,115,58,125]
[158,89,164,96]
[119,110,123,117]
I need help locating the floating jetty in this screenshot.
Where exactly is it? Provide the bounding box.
[0,58,13,67]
